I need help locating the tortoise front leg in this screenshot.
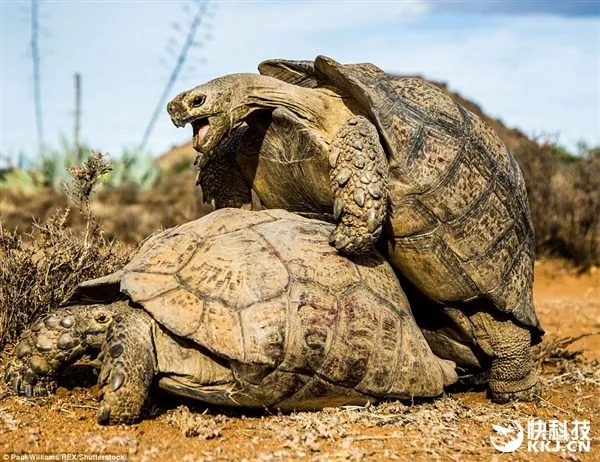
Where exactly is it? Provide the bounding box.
[328,116,388,254]
[196,125,252,210]
[96,309,156,425]
[3,303,127,398]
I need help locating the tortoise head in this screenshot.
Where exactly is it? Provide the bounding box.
[4,302,132,398]
[167,72,326,155]
[168,73,276,154]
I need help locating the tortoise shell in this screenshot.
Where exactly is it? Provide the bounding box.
[74,208,455,406]
[259,56,542,340]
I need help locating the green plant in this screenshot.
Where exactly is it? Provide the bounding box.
[40,135,93,188]
[105,146,161,191]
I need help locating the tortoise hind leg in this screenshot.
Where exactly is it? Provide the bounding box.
[328,116,389,254]
[96,309,156,425]
[468,308,538,403]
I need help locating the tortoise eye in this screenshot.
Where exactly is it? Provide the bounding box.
[192,95,205,107]
[96,314,110,324]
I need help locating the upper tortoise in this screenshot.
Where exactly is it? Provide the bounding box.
[167,56,544,403]
[4,208,456,424]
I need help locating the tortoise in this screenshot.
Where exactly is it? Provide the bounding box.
[3,208,456,425]
[166,56,544,403]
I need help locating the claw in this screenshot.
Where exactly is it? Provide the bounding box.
[97,404,111,424]
[34,387,47,397]
[3,369,11,383]
[110,371,125,392]
[367,209,378,233]
[24,384,33,397]
[333,198,344,221]
[334,236,349,250]
[12,378,21,394]
[99,367,111,385]
[328,231,337,245]
[88,358,102,371]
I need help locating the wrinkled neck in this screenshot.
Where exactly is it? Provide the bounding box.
[236,74,350,133]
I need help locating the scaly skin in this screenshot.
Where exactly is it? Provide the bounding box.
[96,309,156,424]
[4,304,128,398]
[328,116,388,254]
[3,301,158,425]
[195,125,252,211]
[468,309,539,403]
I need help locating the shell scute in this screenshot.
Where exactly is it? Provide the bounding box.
[442,186,514,262]
[190,299,244,361]
[120,272,180,303]
[277,282,338,374]
[389,78,464,129]
[177,229,289,310]
[143,287,203,338]
[317,286,379,387]
[351,252,405,306]
[419,147,493,223]
[240,295,288,366]
[254,219,361,291]
[125,232,199,275]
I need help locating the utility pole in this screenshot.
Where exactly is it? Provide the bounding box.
[31,0,44,156]
[138,0,211,152]
[73,73,82,165]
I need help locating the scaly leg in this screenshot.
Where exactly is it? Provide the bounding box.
[469,309,539,403]
[96,309,156,424]
[328,116,388,254]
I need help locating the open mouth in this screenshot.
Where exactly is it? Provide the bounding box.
[191,118,210,150]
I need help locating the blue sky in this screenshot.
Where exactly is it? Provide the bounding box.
[1,0,599,166]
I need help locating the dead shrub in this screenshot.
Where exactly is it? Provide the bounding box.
[515,141,600,269]
[0,153,132,346]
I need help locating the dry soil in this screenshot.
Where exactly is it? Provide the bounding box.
[1,259,598,461]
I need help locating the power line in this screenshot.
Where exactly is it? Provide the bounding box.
[73,73,82,165]
[31,0,44,155]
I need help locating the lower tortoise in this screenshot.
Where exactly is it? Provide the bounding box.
[4,208,456,424]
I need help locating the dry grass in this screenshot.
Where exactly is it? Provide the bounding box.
[0,161,209,246]
[158,336,599,460]
[0,153,132,345]
[2,139,598,271]
[515,142,600,270]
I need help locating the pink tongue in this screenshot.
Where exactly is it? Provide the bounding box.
[197,124,210,142]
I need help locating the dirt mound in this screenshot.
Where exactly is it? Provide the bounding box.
[156,142,197,171]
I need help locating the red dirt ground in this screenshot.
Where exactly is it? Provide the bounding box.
[1,259,598,461]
